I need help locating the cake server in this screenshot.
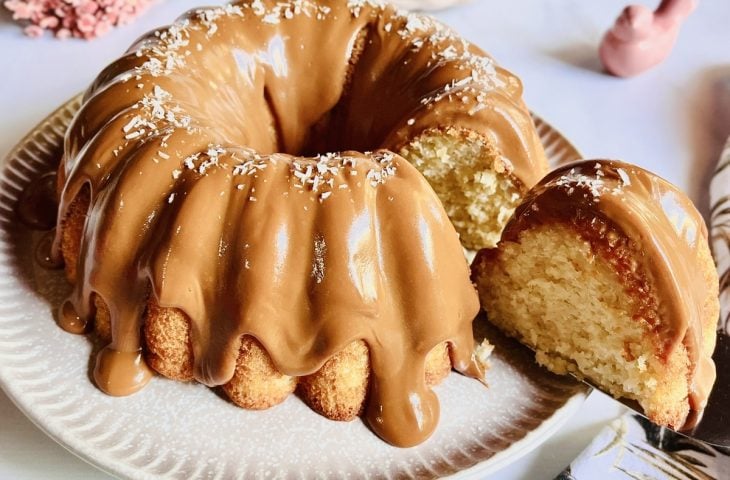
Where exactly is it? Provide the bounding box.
[575,333,730,448]
[575,137,730,448]
[685,136,730,448]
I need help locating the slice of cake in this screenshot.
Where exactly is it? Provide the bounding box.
[471,160,719,429]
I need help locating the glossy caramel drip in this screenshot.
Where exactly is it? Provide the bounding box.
[42,0,546,447]
[35,231,63,269]
[17,172,58,230]
[16,172,64,270]
[59,300,88,335]
[94,347,153,396]
[501,160,717,415]
[55,147,482,446]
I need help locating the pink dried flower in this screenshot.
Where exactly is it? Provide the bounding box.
[55,27,71,39]
[3,0,156,40]
[23,24,43,37]
[37,14,58,28]
[94,18,112,37]
[77,13,97,33]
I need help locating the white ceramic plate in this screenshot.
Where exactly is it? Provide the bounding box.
[0,96,588,479]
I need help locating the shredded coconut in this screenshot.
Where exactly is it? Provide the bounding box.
[554,163,632,201]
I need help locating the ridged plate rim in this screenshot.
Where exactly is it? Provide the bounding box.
[0,94,588,480]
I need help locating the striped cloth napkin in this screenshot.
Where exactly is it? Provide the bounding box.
[555,413,730,479]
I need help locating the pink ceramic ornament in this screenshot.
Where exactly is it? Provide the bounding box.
[599,0,697,77]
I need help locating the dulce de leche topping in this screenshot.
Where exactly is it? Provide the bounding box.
[58,0,545,191]
[39,0,550,446]
[57,149,482,447]
[502,160,717,415]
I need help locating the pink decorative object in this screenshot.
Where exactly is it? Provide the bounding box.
[3,0,156,40]
[599,0,696,77]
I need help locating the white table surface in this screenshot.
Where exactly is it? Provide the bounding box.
[0,0,727,478]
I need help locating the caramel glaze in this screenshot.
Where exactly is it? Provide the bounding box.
[57,149,482,446]
[497,160,717,416]
[17,172,58,231]
[15,171,64,270]
[40,0,554,446]
[35,231,63,269]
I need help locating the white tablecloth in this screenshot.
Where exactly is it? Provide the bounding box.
[1,0,728,478]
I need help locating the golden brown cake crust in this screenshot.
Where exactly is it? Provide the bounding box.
[298,340,370,421]
[223,337,298,410]
[143,302,194,382]
[59,188,89,284]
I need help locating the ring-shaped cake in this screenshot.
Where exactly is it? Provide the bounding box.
[53,0,547,446]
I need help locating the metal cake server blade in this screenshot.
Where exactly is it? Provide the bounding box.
[569,333,730,448]
[576,136,730,448]
[519,328,727,448]
[680,333,730,447]
[688,134,730,448]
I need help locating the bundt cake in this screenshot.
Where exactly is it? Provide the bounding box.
[471,160,719,429]
[47,0,551,447]
[64,148,485,447]
[72,0,546,252]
